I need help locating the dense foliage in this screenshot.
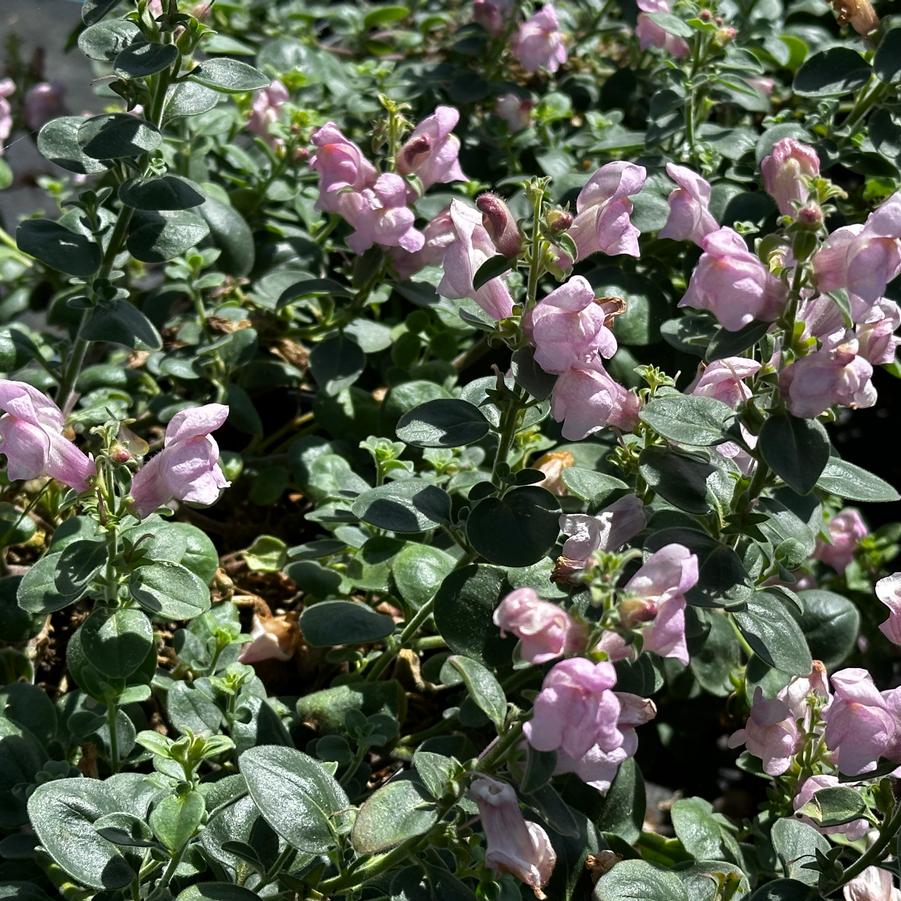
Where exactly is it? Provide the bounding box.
[2,0,901,898]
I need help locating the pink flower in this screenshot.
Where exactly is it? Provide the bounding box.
[550,361,639,440]
[813,192,901,305]
[680,227,788,331]
[567,162,646,262]
[659,163,718,245]
[794,775,870,842]
[688,357,761,409]
[476,193,522,258]
[877,574,901,645]
[438,199,514,320]
[469,777,556,897]
[23,82,66,132]
[623,544,698,665]
[843,867,901,901]
[595,631,634,662]
[779,331,876,418]
[856,298,901,365]
[727,688,801,776]
[512,4,568,74]
[341,173,424,254]
[472,0,515,36]
[495,93,533,132]
[238,612,297,664]
[0,78,15,152]
[131,404,230,518]
[761,139,820,217]
[824,668,900,775]
[309,122,378,216]
[558,495,646,571]
[523,276,617,374]
[814,508,868,573]
[396,106,466,192]
[525,659,623,758]
[554,692,656,792]
[0,380,95,491]
[635,0,690,57]
[389,206,456,279]
[148,0,164,15]
[493,588,584,663]
[778,661,831,723]
[248,80,289,147]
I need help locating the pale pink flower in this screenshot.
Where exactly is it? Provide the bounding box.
[550,361,639,440]
[558,495,646,570]
[495,93,533,132]
[856,298,901,365]
[727,688,801,776]
[844,867,901,901]
[0,78,15,152]
[0,380,95,491]
[473,0,515,36]
[524,658,622,758]
[778,661,831,723]
[824,669,901,775]
[23,82,66,132]
[309,122,378,216]
[688,357,761,409]
[389,207,456,279]
[512,4,568,74]
[760,139,820,217]
[438,199,514,320]
[779,331,876,418]
[469,777,556,897]
[799,295,846,342]
[877,574,901,645]
[623,544,698,665]
[595,630,634,662]
[813,192,901,305]
[148,0,164,15]
[131,404,230,518]
[659,163,718,245]
[341,173,424,254]
[794,775,869,842]
[567,162,646,262]
[814,508,868,573]
[679,227,787,331]
[238,612,296,664]
[524,276,617,374]
[396,106,466,191]
[247,80,289,147]
[635,0,690,57]
[493,588,584,663]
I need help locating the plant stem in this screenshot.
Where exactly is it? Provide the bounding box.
[106,701,120,774]
[365,598,435,681]
[823,801,901,894]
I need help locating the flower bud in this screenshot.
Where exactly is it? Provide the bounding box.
[546,208,573,233]
[797,203,824,229]
[110,446,132,464]
[619,597,657,628]
[699,9,713,20]
[476,193,523,257]
[714,26,737,45]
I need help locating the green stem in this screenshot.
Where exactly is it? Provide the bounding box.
[106,701,120,774]
[147,844,188,901]
[842,78,890,135]
[823,801,901,895]
[365,598,435,681]
[255,845,297,892]
[0,226,32,267]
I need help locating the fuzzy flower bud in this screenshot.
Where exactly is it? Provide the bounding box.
[476,193,523,257]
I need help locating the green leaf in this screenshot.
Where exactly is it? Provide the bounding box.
[645,11,694,37]
[114,41,179,78]
[239,746,350,853]
[392,544,456,610]
[351,778,438,853]
[37,117,110,175]
[17,552,86,615]
[81,607,154,678]
[794,48,871,97]
[396,399,491,448]
[277,278,354,307]
[119,175,205,210]
[639,446,715,514]
[150,791,205,851]
[352,480,451,533]
[707,321,771,360]
[55,539,106,594]
[472,254,514,291]
[27,778,134,890]
[412,750,457,800]
[299,600,396,647]
[595,757,645,844]
[770,818,829,886]
[639,395,734,446]
[671,797,740,863]
[177,886,261,901]
[792,590,859,670]
[78,113,162,160]
[81,0,122,26]
[196,196,254,276]
[816,458,900,502]
[16,220,101,277]
[126,210,211,263]
[798,785,866,827]
[83,298,163,350]
[875,28,901,83]
[466,486,560,567]
[561,468,629,505]
[586,267,669,347]
[759,412,830,495]
[595,860,690,901]
[732,592,812,674]
[441,655,507,730]
[363,5,410,28]
[78,19,141,62]
[433,564,513,666]
[309,334,365,397]
[187,59,270,93]
[746,880,818,900]
[165,81,222,120]
[129,561,211,620]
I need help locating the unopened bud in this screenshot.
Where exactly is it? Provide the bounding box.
[476,193,523,257]
[797,203,824,229]
[546,208,573,233]
[699,9,713,20]
[110,446,132,464]
[619,597,658,628]
[832,0,879,34]
[715,26,737,44]
[397,134,431,175]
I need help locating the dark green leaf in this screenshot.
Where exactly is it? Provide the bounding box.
[126,210,211,263]
[759,412,830,495]
[472,254,514,291]
[81,607,154,678]
[798,785,866,827]
[177,885,261,901]
[794,48,871,97]
[352,481,451,533]
[78,114,162,160]
[640,395,733,446]
[595,860,690,901]
[82,0,122,26]
[17,220,101,277]
[816,458,900,502]
[309,335,366,397]
[875,28,901,83]
[17,552,86,615]
[595,758,645,844]
[771,818,829,885]
[792,590,858,669]
[78,20,141,62]
[300,600,396,647]
[37,117,110,175]
[352,779,438,853]
[441,655,507,730]
[128,561,211,620]
[732,592,812,674]
[119,175,205,210]
[639,446,714,514]
[391,544,456,610]
[187,59,270,93]
[83,299,163,350]
[396,399,490,448]
[114,41,178,78]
